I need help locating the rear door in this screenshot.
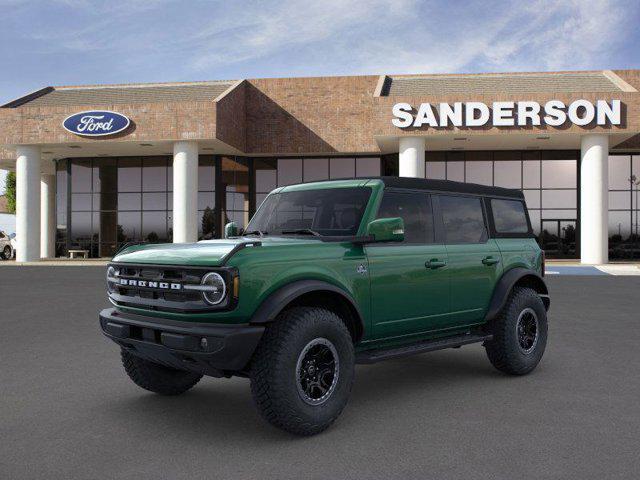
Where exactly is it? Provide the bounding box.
[435,194,502,327]
[366,190,450,339]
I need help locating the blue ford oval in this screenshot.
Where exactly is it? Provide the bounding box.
[63,110,130,137]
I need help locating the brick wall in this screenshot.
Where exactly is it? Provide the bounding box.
[0,70,639,156]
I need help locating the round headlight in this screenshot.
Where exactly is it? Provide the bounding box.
[106,266,117,294]
[201,272,226,305]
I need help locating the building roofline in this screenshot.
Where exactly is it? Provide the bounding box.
[53,79,236,90]
[1,87,54,108]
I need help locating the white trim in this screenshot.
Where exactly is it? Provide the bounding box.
[602,70,637,92]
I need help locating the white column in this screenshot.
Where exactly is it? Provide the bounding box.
[399,136,425,178]
[172,141,198,243]
[580,134,609,264]
[15,145,41,262]
[40,173,56,258]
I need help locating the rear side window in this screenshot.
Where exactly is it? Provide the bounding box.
[439,195,487,244]
[376,191,434,243]
[491,199,529,234]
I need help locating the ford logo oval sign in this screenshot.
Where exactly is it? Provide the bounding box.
[62,110,130,137]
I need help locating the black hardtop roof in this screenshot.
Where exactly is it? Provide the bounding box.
[377,176,524,199]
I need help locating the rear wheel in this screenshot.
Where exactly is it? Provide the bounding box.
[121,349,202,395]
[484,287,547,375]
[2,245,11,260]
[250,307,355,436]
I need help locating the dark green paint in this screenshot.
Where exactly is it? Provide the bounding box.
[112,179,543,350]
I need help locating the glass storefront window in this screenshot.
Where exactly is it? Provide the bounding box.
[523,190,540,209]
[494,160,521,188]
[446,161,464,182]
[67,156,176,257]
[219,156,249,233]
[62,151,638,260]
[143,192,167,211]
[425,161,446,179]
[541,190,577,209]
[541,159,576,188]
[609,191,631,210]
[356,157,380,177]
[330,157,355,179]
[608,154,640,259]
[609,155,631,189]
[523,160,541,188]
[142,211,168,242]
[143,157,167,192]
[55,160,68,257]
[71,159,92,192]
[304,158,329,182]
[255,159,277,193]
[465,161,492,185]
[117,158,142,191]
[277,158,302,186]
[421,151,579,257]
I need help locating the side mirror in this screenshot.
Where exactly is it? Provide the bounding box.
[366,217,405,242]
[224,222,239,239]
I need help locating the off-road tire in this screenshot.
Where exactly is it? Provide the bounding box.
[121,349,202,395]
[250,307,355,436]
[484,287,547,375]
[2,246,11,260]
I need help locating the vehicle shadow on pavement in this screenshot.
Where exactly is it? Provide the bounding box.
[99,348,505,441]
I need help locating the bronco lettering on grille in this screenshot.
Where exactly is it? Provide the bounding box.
[119,278,182,290]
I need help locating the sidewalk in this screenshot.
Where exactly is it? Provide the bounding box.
[0,258,110,267]
[545,260,640,276]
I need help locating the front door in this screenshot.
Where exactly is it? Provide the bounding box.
[540,219,577,258]
[436,195,503,326]
[366,190,450,339]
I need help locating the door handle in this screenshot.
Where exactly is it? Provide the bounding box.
[426,259,446,269]
[482,256,500,266]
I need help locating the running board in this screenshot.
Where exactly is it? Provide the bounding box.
[355,333,492,364]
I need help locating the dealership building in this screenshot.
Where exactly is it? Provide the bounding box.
[1,69,639,262]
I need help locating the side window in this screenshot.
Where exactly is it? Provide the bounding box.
[376,191,434,243]
[491,199,530,234]
[439,195,487,244]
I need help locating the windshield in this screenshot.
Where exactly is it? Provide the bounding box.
[246,187,372,237]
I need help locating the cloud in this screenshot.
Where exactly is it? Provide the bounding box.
[0,0,637,106]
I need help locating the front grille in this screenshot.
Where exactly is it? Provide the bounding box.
[108,263,235,313]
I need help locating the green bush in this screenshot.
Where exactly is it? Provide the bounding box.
[5,171,16,214]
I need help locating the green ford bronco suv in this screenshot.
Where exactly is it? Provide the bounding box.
[100,177,549,435]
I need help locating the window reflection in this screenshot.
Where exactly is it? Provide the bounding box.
[608,154,640,259]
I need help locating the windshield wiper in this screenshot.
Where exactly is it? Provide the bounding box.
[243,230,267,237]
[281,228,322,237]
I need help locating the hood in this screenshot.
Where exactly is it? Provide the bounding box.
[112,236,320,266]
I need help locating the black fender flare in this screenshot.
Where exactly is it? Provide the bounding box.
[249,280,365,340]
[485,268,550,322]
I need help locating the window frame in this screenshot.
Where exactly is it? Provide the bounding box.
[485,196,535,238]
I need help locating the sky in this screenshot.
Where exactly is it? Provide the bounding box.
[1,0,639,193]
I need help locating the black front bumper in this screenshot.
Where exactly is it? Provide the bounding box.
[99,308,264,377]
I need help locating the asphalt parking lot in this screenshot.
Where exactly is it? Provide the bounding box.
[1,267,639,480]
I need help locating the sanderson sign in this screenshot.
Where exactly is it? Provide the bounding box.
[391,99,622,128]
[63,110,131,137]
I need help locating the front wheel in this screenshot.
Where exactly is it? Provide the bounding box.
[484,287,548,375]
[2,245,11,260]
[250,307,355,436]
[121,349,202,395]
